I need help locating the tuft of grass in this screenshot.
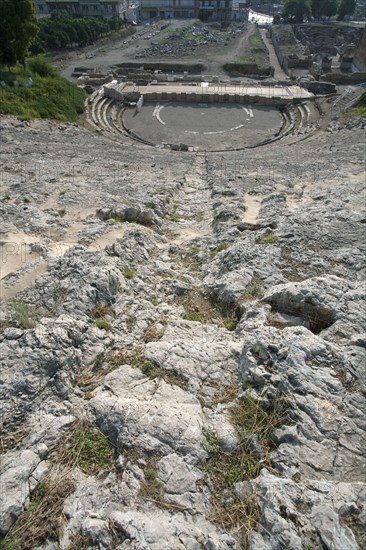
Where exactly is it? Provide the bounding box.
[0,423,113,548]
[211,385,238,406]
[1,476,76,550]
[108,347,189,390]
[110,216,125,223]
[348,106,366,118]
[183,310,204,323]
[202,392,288,546]
[169,200,180,222]
[139,467,164,502]
[203,427,221,455]
[90,304,114,319]
[0,426,29,455]
[0,58,85,122]
[93,352,105,369]
[179,288,238,329]
[143,321,165,343]
[243,277,264,301]
[220,316,237,331]
[95,319,111,331]
[210,242,229,258]
[123,266,135,279]
[57,422,115,476]
[11,299,37,329]
[347,92,366,118]
[258,233,279,245]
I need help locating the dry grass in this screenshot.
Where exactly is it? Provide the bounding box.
[242,277,264,301]
[1,474,76,550]
[143,320,166,343]
[56,421,115,476]
[0,319,12,333]
[178,287,239,330]
[107,347,189,390]
[76,352,116,391]
[133,450,189,513]
[0,421,114,548]
[202,392,288,547]
[67,532,91,550]
[89,304,114,319]
[11,299,38,329]
[211,385,238,406]
[0,426,29,454]
[210,494,261,548]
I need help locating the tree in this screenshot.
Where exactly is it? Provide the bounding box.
[337,0,356,19]
[319,0,338,18]
[0,0,38,68]
[283,0,312,22]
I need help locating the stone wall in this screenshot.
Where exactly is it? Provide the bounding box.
[270,25,309,74]
[223,63,274,77]
[354,26,366,72]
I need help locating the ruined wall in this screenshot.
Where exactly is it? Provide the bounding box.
[223,63,274,77]
[294,24,362,55]
[270,25,309,73]
[354,26,366,72]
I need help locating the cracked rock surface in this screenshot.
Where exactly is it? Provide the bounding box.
[0,109,365,549]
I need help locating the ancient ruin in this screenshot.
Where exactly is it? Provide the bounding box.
[1,14,365,550]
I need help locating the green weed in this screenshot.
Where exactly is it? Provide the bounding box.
[58,423,115,475]
[95,319,111,331]
[107,347,188,390]
[210,242,229,257]
[12,299,37,329]
[203,392,287,546]
[139,468,164,502]
[183,310,204,323]
[243,277,264,300]
[258,233,279,245]
[123,266,135,279]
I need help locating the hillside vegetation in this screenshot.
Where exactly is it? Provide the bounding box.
[0,57,85,121]
[31,12,123,54]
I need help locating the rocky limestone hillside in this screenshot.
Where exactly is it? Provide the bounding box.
[0,110,365,549]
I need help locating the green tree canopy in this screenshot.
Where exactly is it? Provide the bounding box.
[320,0,338,18]
[283,0,312,22]
[312,0,338,18]
[337,0,356,19]
[0,0,38,67]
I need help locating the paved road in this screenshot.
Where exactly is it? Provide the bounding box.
[260,28,289,81]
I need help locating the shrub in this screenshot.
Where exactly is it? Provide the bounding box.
[0,64,86,121]
[27,56,56,77]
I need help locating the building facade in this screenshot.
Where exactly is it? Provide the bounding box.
[140,0,198,19]
[198,0,233,21]
[34,0,132,20]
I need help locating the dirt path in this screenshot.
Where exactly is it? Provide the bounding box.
[55,21,268,81]
[259,28,289,80]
